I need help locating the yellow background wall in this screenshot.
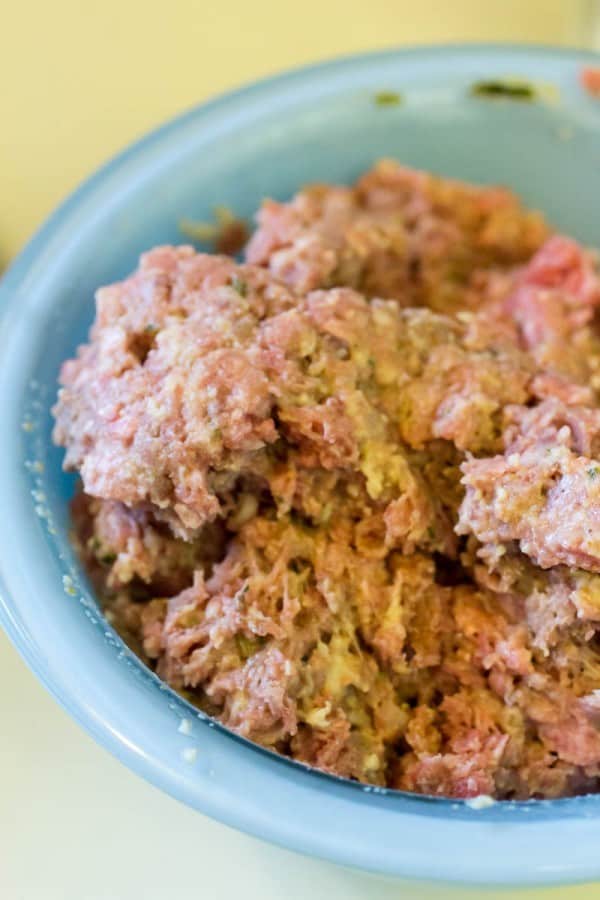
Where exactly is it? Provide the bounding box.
[0,1,591,262]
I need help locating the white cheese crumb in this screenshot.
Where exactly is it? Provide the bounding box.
[465,794,496,810]
[181,746,198,764]
[178,718,192,736]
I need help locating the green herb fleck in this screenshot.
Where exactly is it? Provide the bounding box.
[427,526,436,540]
[587,467,600,480]
[231,276,248,297]
[470,80,536,102]
[144,323,158,334]
[374,91,403,107]
[180,207,248,255]
[179,218,218,242]
[100,552,117,565]
[236,633,266,660]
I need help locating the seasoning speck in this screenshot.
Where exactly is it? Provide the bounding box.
[180,206,248,256]
[231,276,248,297]
[179,219,218,242]
[62,575,77,596]
[25,460,45,473]
[374,91,402,107]
[100,552,117,565]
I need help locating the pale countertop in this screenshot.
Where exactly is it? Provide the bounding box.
[2,3,600,898]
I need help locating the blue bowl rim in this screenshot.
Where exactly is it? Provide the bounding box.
[3,43,600,885]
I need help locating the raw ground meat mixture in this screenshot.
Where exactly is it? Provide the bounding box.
[53,160,600,799]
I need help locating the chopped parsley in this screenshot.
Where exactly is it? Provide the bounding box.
[179,218,218,242]
[180,207,249,255]
[231,275,248,297]
[587,467,600,480]
[470,79,536,102]
[374,91,403,107]
[144,323,158,334]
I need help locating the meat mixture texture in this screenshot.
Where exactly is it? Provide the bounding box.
[53,160,600,799]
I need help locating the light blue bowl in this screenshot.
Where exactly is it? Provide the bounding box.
[2,45,600,887]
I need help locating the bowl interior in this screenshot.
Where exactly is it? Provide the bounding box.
[3,46,600,885]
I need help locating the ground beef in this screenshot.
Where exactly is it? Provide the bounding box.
[246,159,549,311]
[54,161,600,799]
